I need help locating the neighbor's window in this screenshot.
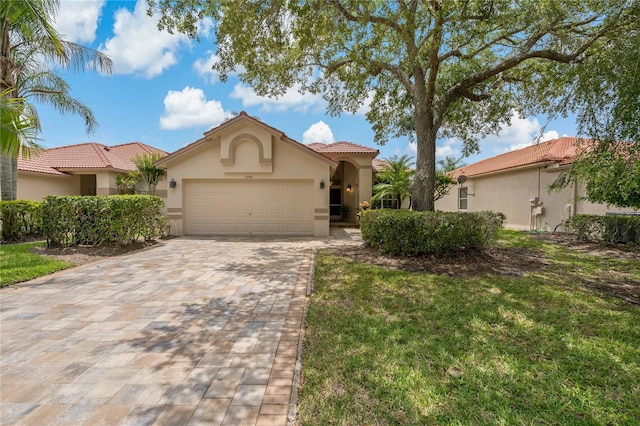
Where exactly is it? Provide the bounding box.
[458,187,468,210]
[372,193,399,209]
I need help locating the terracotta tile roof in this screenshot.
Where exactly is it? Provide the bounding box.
[307,141,379,155]
[17,150,64,175]
[372,158,389,172]
[453,137,583,178]
[18,142,167,174]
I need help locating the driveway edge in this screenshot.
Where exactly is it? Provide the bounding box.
[286,247,315,426]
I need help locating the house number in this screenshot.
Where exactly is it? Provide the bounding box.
[245,175,253,179]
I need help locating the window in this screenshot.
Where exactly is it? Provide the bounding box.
[458,187,468,210]
[372,194,399,209]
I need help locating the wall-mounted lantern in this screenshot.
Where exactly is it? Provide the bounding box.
[320,179,325,189]
[169,178,177,189]
[346,184,352,193]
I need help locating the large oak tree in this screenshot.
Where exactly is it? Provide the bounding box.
[149,0,637,211]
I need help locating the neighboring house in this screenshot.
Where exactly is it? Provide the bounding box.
[17,142,168,200]
[156,112,379,237]
[436,137,639,231]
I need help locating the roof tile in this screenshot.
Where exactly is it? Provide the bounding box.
[18,142,168,174]
[307,141,379,154]
[453,137,584,178]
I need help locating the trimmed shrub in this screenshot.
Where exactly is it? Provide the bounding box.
[41,195,168,247]
[568,214,639,245]
[360,209,505,256]
[0,200,42,241]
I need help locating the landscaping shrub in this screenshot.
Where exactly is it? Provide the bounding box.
[568,214,639,245]
[360,209,505,255]
[0,200,42,241]
[41,195,168,247]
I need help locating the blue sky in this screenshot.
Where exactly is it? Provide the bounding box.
[39,0,577,164]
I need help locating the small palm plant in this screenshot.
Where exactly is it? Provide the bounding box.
[371,155,415,209]
[132,152,167,196]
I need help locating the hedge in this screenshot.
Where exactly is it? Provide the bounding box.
[568,214,639,245]
[41,195,168,247]
[360,209,506,256]
[0,200,42,241]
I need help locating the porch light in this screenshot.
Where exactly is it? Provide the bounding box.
[346,184,352,192]
[169,178,177,189]
[320,179,325,189]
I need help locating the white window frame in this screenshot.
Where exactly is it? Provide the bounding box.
[458,187,468,211]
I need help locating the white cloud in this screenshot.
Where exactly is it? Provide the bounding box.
[193,53,221,83]
[407,113,560,159]
[193,52,244,84]
[302,121,335,144]
[505,129,559,152]
[482,114,542,147]
[540,130,559,142]
[230,83,325,113]
[54,0,105,43]
[407,142,417,155]
[160,86,231,130]
[100,0,190,78]
[408,138,460,158]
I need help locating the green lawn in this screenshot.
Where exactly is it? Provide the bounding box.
[0,242,74,287]
[299,230,640,425]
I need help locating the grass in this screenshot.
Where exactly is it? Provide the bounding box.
[299,230,640,425]
[0,242,74,287]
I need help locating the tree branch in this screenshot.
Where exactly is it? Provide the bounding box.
[328,0,403,34]
[440,24,613,112]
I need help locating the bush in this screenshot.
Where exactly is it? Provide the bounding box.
[0,200,42,241]
[568,214,639,245]
[41,195,168,247]
[360,209,505,256]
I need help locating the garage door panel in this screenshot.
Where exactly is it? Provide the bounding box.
[185,180,313,235]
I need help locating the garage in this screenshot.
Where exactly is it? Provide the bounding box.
[184,179,314,235]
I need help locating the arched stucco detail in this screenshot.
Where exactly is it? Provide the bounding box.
[331,156,360,170]
[220,133,272,165]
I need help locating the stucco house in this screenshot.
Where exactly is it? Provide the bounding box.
[435,137,638,231]
[17,142,168,200]
[156,112,379,237]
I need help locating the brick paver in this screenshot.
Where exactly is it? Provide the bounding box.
[1,229,361,425]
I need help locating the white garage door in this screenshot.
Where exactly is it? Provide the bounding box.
[184,180,314,235]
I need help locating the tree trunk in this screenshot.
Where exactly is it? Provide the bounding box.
[11,155,17,199]
[411,94,438,212]
[0,153,15,201]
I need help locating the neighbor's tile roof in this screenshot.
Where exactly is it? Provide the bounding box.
[453,137,582,178]
[307,141,379,154]
[372,158,389,172]
[17,150,63,175]
[18,142,167,174]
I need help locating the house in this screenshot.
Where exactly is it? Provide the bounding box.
[435,137,639,231]
[17,142,168,200]
[156,112,379,237]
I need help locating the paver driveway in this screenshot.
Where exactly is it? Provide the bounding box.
[0,230,361,425]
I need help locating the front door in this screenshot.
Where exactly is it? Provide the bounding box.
[330,187,342,219]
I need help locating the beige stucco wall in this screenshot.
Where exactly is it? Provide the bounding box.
[17,173,80,201]
[163,122,333,236]
[436,165,639,230]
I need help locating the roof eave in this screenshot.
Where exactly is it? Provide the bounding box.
[462,161,557,179]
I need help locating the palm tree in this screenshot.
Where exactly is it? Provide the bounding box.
[132,152,167,196]
[0,0,113,200]
[371,155,415,209]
